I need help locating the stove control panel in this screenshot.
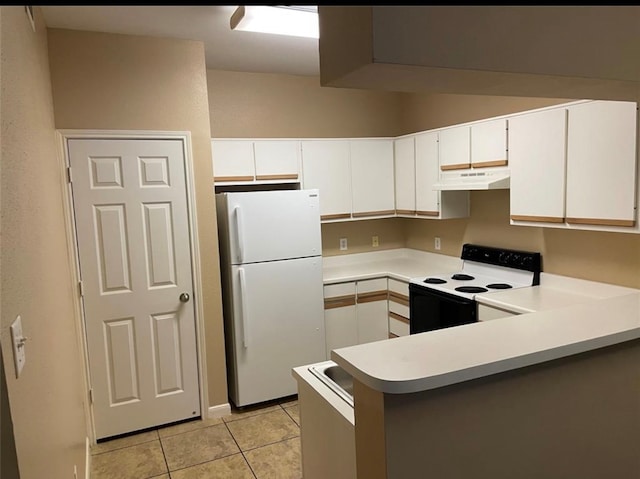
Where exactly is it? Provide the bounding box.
[461,244,541,273]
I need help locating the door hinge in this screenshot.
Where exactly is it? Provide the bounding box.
[78,281,84,297]
[89,389,94,404]
[67,167,73,183]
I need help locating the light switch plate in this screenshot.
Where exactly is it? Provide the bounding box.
[10,315,26,378]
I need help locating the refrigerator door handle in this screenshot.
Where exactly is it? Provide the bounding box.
[234,206,245,264]
[238,267,250,348]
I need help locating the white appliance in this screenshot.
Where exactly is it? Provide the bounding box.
[216,189,326,407]
[408,244,541,333]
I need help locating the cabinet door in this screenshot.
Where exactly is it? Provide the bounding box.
[566,101,638,227]
[350,139,395,218]
[388,279,410,338]
[253,140,300,181]
[471,118,508,168]
[356,278,388,344]
[394,137,416,215]
[415,131,440,217]
[324,283,357,359]
[509,108,567,223]
[439,125,471,171]
[211,140,255,182]
[301,140,352,221]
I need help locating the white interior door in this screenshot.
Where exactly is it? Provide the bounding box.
[68,138,200,439]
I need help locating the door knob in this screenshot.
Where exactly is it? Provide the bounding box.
[179,292,190,303]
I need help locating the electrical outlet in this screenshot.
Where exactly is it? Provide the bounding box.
[339,237,348,251]
[434,237,441,250]
[372,235,379,247]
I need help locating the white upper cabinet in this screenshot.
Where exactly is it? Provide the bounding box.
[509,108,568,223]
[415,131,469,219]
[394,136,416,215]
[565,101,638,227]
[301,140,352,221]
[253,140,300,181]
[415,131,440,217]
[439,125,471,171]
[211,140,255,182]
[349,139,395,218]
[471,118,508,168]
[212,139,300,183]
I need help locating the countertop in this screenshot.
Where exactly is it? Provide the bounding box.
[322,248,461,284]
[321,248,640,395]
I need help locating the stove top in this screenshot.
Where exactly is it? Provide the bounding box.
[410,244,542,300]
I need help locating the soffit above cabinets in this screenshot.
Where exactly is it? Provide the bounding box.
[318,6,640,101]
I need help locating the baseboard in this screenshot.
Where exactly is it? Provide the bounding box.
[208,402,231,419]
[85,436,91,479]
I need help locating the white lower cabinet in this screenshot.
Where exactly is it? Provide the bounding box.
[324,278,388,358]
[355,278,389,344]
[323,283,358,359]
[387,278,410,337]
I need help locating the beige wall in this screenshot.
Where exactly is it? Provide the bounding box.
[46,29,228,407]
[1,7,86,478]
[401,94,640,289]
[207,69,404,138]
[397,92,570,133]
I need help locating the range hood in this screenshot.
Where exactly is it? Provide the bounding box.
[433,169,510,191]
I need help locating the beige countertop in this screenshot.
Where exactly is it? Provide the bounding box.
[320,248,640,395]
[322,248,461,284]
[332,292,640,394]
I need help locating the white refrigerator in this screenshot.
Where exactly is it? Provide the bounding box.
[216,189,326,407]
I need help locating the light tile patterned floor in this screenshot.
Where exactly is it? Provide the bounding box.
[90,396,301,479]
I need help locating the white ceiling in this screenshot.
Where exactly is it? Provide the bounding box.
[40,5,320,76]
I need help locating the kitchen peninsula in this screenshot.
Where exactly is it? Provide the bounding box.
[297,248,640,479]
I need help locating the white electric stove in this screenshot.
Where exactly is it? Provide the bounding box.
[408,244,542,333]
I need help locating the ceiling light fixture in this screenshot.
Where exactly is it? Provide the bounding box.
[230,5,319,39]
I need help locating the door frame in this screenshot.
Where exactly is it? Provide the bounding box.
[55,129,209,445]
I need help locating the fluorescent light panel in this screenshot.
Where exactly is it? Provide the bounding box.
[230,6,319,39]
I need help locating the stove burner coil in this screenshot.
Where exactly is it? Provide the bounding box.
[486,283,513,289]
[423,278,447,284]
[455,286,488,293]
[452,274,475,281]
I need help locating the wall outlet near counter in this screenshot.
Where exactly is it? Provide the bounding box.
[435,237,441,250]
[339,237,348,251]
[372,235,379,247]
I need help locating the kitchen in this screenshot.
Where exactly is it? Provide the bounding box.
[2,5,640,479]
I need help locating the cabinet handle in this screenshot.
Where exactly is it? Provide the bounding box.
[511,215,564,223]
[565,217,635,227]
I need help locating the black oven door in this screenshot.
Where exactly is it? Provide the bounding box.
[409,283,477,334]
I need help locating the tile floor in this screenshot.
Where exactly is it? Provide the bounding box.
[90,396,302,479]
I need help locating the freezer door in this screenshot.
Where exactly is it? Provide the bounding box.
[228,256,326,407]
[221,189,321,264]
